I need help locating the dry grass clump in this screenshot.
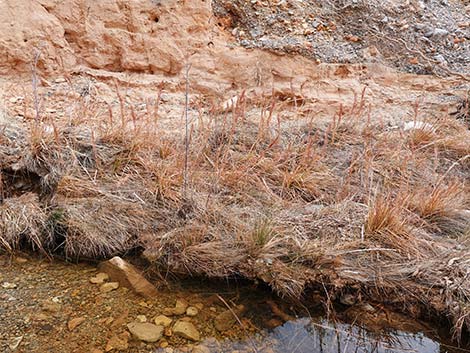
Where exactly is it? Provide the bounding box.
[409,181,470,235]
[1,81,469,337]
[0,193,51,252]
[365,194,407,237]
[364,194,424,257]
[55,196,152,258]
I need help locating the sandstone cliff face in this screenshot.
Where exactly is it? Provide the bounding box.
[0,0,75,73]
[1,0,190,75]
[37,0,185,74]
[0,0,322,96]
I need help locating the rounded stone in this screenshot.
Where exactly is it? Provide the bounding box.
[154,315,172,327]
[173,320,200,341]
[127,322,164,342]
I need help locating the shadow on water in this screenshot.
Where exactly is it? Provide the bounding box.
[207,319,453,353]
[156,277,469,353]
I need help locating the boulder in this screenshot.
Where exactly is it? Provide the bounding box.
[98,257,158,298]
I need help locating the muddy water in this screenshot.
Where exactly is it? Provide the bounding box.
[0,255,467,353]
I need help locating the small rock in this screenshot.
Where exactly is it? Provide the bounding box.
[42,301,61,313]
[1,282,17,289]
[266,318,283,329]
[173,320,200,341]
[90,272,109,284]
[186,307,199,317]
[434,54,447,64]
[433,28,449,37]
[68,317,86,331]
[127,322,164,342]
[100,282,119,293]
[14,257,28,264]
[9,336,23,351]
[192,345,210,353]
[214,305,245,332]
[136,315,147,323]
[414,23,425,31]
[98,256,158,298]
[154,315,172,327]
[105,332,129,352]
[163,299,188,316]
[164,327,173,337]
[35,313,49,321]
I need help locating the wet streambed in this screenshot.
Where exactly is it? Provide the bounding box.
[0,254,467,353]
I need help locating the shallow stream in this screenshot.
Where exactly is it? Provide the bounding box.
[0,254,467,353]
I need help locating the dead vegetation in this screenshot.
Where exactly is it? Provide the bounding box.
[0,80,469,340]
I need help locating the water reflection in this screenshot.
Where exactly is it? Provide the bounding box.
[268,318,439,353]
[196,317,454,353]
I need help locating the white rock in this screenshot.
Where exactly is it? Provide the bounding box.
[186,306,199,317]
[433,28,449,37]
[136,315,147,323]
[403,121,436,132]
[221,96,239,112]
[1,282,17,289]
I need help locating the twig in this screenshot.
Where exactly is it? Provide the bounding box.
[216,294,259,353]
[31,48,42,124]
[336,248,397,255]
[435,154,470,188]
[183,63,192,199]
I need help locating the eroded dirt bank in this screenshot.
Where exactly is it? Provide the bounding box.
[0,0,469,343]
